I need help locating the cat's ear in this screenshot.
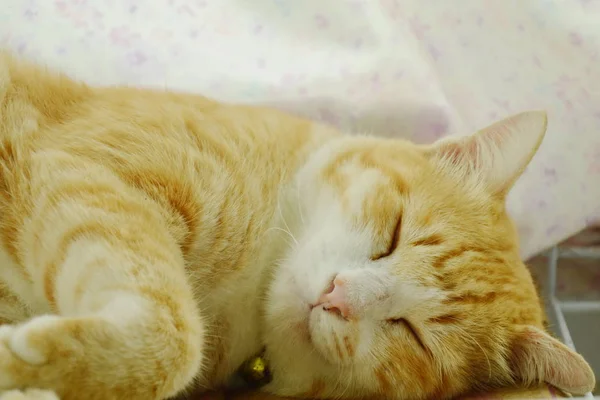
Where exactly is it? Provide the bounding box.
[427,110,547,196]
[508,325,595,395]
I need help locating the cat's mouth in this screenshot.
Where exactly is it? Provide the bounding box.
[310,301,346,320]
[302,304,328,345]
[307,301,348,340]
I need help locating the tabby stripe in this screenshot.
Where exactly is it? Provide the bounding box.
[412,234,444,247]
[432,246,469,269]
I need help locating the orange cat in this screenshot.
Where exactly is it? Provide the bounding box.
[0,52,594,400]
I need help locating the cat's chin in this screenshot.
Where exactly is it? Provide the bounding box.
[305,307,355,367]
[289,303,329,348]
[262,306,340,399]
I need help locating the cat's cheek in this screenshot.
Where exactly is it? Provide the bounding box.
[308,309,361,367]
[355,320,380,359]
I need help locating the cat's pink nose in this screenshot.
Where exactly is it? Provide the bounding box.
[315,277,351,319]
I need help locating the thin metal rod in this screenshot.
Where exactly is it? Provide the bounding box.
[548,246,559,299]
[551,296,576,350]
[557,246,600,259]
[549,298,596,398]
[544,246,596,399]
[559,301,600,312]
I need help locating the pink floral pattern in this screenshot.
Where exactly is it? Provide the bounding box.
[1,0,599,259]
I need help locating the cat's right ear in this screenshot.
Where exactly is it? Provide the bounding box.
[508,325,595,395]
[426,110,547,197]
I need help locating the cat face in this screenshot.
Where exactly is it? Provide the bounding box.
[262,111,595,399]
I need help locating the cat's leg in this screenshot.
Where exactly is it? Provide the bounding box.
[0,158,205,400]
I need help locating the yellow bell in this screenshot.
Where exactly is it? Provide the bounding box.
[240,354,272,387]
[244,356,267,381]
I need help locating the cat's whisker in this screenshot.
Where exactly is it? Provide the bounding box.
[264,226,297,247]
[295,180,306,227]
[332,368,351,400]
[201,333,225,340]
[338,361,355,400]
[460,330,492,381]
[276,194,299,246]
[432,321,493,381]
[327,341,353,400]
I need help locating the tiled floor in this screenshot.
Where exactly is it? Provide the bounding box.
[526,227,600,395]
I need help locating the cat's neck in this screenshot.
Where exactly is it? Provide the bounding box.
[188,118,340,387]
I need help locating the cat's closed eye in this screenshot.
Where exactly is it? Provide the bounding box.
[371,215,403,261]
[387,317,428,353]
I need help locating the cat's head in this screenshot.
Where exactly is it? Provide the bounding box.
[262,111,595,399]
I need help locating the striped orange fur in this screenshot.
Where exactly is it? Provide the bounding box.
[0,52,594,400]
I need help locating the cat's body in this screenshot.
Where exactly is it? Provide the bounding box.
[0,53,334,394]
[0,53,594,400]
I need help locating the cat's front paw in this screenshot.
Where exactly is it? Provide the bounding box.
[0,313,202,400]
[0,316,65,390]
[0,316,61,366]
[0,390,59,400]
[0,315,95,398]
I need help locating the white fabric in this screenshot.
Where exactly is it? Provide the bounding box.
[2,0,599,259]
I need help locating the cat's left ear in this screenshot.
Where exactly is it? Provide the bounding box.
[427,110,547,197]
[508,325,595,395]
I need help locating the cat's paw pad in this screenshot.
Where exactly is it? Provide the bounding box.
[0,390,59,400]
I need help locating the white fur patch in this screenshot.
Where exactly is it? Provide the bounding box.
[0,389,59,400]
[6,315,62,365]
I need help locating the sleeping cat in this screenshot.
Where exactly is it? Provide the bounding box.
[0,52,594,400]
